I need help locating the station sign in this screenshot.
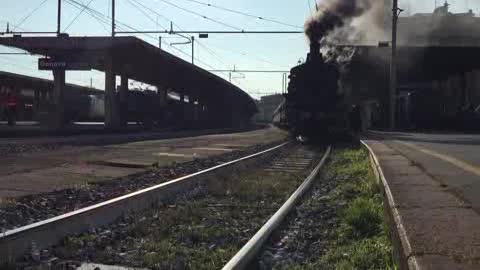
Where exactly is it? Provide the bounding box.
[38,58,91,71]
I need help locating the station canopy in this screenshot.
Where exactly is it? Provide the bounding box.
[0,36,257,113]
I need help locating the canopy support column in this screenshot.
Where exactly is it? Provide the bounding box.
[51,70,65,129]
[105,56,120,129]
[119,75,129,127]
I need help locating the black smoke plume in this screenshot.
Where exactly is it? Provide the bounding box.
[305,0,376,44]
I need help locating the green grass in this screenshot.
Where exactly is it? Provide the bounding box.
[325,148,396,270]
[340,197,384,240]
[321,236,394,270]
[291,148,397,270]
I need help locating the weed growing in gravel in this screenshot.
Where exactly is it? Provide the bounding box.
[340,197,384,240]
[0,198,16,207]
[318,148,396,270]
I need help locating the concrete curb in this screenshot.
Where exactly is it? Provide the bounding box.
[360,140,417,270]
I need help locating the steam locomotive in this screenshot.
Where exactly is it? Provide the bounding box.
[285,42,348,139]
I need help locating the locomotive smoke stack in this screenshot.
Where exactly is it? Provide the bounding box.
[307,41,322,62]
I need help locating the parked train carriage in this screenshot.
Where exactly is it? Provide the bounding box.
[286,43,348,139]
[4,87,187,126]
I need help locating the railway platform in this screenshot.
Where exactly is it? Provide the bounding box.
[363,131,480,270]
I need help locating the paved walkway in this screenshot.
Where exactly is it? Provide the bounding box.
[364,131,480,270]
[0,127,287,199]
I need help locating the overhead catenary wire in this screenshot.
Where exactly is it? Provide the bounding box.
[0,20,28,32]
[126,0,287,70]
[116,0,290,71]
[128,0,171,30]
[206,44,289,69]
[66,0,231,80]
[64,0,111,33]
[64,0,96,31]
[12,0,51,31]
[179,0,303,29]
[2,0,244,85]
[155,0,244,31]
[121,0,234,74]
[125,0,168,31]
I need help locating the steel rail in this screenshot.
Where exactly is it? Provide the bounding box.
[222,145,332,270]
[0,142,289,264]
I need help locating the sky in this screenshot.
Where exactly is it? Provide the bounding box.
[0,0,479,99]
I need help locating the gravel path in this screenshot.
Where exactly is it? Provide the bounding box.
[0,127,261,158]
[0,143,62,158]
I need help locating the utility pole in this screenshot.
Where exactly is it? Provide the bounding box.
[159,36,162,49]
[57,0,62,35]
[390,0,400,130]
[111,0,115,37]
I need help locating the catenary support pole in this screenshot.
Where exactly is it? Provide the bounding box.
[390,0,399,130]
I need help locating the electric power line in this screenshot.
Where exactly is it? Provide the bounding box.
[64,0,96,31]
[128,0,170,30]
[67,0,231,79]
[0,20,27,32]
[119,0,289,72]
[179,0,303,29]
[64,0,111,33]
[123,0,233,72]
[125,0,168,30]
[12,0,51,31]
[156,0,243,31]
[128,0,287,70]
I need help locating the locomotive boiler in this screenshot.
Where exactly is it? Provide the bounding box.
[286,42,348,139]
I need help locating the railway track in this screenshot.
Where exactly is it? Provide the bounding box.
[0,142,288,265]
[3,143,332,269]
[223,146,331,270]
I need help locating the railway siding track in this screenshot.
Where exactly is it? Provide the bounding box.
[0,142,289,265]
[45,144,326,269]
[222,146,331,270]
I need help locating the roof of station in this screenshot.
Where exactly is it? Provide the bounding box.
[0,36,257,113]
